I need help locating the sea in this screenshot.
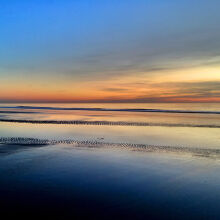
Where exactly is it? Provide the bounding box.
[0,103,220,219]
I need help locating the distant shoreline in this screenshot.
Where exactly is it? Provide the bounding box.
[0,105,220,114]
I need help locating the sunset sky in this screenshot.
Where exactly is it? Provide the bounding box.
[1,0,220,103]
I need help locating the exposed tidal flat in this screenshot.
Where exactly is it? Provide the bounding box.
[0,103,220,219]
[1,137,220,160]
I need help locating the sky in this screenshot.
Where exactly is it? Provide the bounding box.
[1,0,220,103]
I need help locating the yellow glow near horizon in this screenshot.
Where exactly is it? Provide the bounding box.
[0,66,220,102]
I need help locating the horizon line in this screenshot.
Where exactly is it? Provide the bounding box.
[0,101,220,104]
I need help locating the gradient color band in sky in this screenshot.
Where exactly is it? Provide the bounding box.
[1,0,220,102]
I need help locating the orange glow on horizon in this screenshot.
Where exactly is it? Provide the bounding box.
[1,66,220,103]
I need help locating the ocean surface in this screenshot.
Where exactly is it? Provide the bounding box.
[0,103,220,219]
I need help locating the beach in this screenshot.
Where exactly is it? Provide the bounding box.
[0,103,220,219]
[2,1,220,218]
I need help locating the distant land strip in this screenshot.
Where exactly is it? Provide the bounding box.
[0,106,220,114]
[0,118,220,128]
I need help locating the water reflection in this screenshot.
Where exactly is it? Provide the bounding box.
[0,143,47,155]
[0,145,220,219]
[0,103,220,218]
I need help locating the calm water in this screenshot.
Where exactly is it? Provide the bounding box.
[0,103,220,150]
[0,103,220,218]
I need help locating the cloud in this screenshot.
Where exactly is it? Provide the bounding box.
[95,81,220,102]
[101,88,131,92]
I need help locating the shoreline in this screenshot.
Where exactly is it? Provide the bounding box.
[1,137,220,160]
[1,119,220,128]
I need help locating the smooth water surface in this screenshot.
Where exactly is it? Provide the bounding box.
[0,144,220,219]
[0,103,220,219]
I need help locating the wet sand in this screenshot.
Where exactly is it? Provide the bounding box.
[1,137,220,159]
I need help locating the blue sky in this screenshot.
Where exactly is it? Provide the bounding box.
[1,0,220,102]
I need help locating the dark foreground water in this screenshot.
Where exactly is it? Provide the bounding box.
[0,144,220,219]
